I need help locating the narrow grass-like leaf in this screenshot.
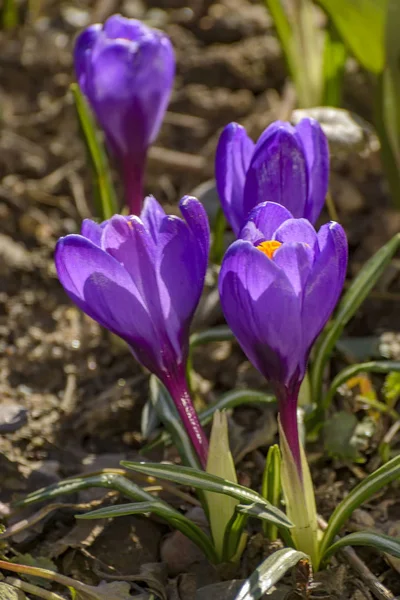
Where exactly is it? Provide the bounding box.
[322,531,400,563]
[375,0,400,209]
[77,501,217,562]
[122,461,292,529]
[190,325,235,348]
[322,23,347,107]
[149,375,201,470]
[141,389,275,453]
[261,445,281,541]
[315,0,387,73]
[375,73,400,208]
[320,454,400,557]
[14,472,154,509]
[210,207,227,264]
[222,511,248,563]
[199,390,275,424]
[234,548,309,600]
[324,361,400,411]
[311,233,400,411]
[70,83,118,220]
[264,0,294,77]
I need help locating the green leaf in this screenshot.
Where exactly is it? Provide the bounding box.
[77,501,217,563]
[148,375,202,470]
[234,548,309,600]
[383,0,400,158]
[235,501,287,523]
[375,72,400,208]
[199,390,275,425]
[264,0,294,78]
[375,0,400,209]
[315,0,388,73]
[15,471,155,508]
[261,445,281,541]
[70,83,118,220]
[265,0,324,107]
[121,461,292,529]
[311,233,400,413]
[319,454,400,557]
[141,389,275,453]
[210,207,227,264]
[322,23,347,107]
[189,325,235,348]
[324,361,400,412]
[322,531,400,562]
[222,511,248,563]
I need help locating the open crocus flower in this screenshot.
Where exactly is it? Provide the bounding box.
[55,196,209,467]
[218,201,347,468]
[215,118,329,235]
[75,14,175,215]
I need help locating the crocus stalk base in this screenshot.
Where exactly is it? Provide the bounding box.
[165,374,209,469]
[279,417,319,569]
[277,385,301,473]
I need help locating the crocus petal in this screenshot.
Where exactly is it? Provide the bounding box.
[215,123,255,235]
[295,118,329,224]
[219,240,302,386]
[179,195,210,269]
[273,217,318,253]
[85,41,146,156]
[74,24,102,88]
[103,14,148,42]
[302,221,348,349]
[243,127,308,221]
[81,218,106,246]
[55,235,159,362]
[241,201,293,243]
[273,242,314,298]
[140,196,166,244]
[253,120,294,153]
[157,216,205,356]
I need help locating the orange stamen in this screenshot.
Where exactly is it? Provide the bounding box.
[256,240,282,259]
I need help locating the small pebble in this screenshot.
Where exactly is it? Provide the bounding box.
[0,403,28,433]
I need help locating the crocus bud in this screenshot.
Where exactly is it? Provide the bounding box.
[55,196,209,467]
[218,201,348,470]
[74,14,175,215]
[215,118,329,235]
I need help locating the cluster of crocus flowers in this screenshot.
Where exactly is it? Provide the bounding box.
[60,13,349,503]
[55,196,210,467]
[74,14,175,215]
[215,119,329,235]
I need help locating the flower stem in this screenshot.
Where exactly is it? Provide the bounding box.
[122,156,145,215]
[278,390,302,476]
[166,375,209,469]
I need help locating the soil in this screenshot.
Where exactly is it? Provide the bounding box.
[0,1,400,599]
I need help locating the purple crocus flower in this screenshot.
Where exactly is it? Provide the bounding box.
[219,202,347,470]
[215,118,329,235]
[74,14,175,215]
[55,196,209,467]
